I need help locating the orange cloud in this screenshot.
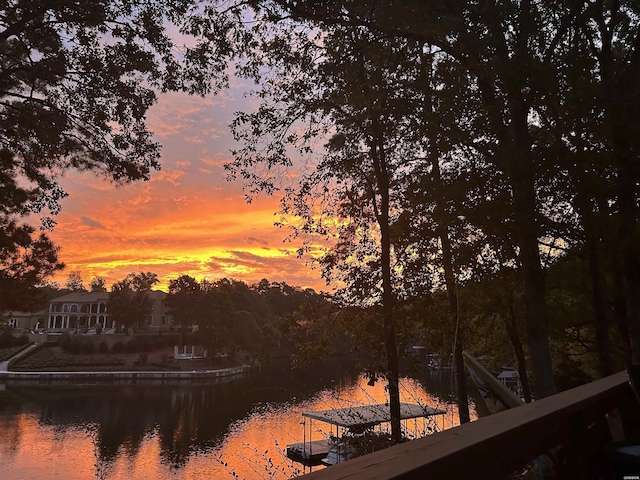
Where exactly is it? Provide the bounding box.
[49,180,331,292]
[151,169,187,186]
[45,80,333,293]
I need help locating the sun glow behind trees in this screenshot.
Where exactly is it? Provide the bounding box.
[43,91,331,292]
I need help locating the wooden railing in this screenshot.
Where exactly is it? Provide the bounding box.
[301,371,631,479]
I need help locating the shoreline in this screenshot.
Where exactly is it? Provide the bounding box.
[0,364,251,384]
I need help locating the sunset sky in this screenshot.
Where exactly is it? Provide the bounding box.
[46,79,330,293]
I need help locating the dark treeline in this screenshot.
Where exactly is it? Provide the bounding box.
[163,276,326,364]
[25,273,331,367]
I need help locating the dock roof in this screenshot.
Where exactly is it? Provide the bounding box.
[302,403,446,429]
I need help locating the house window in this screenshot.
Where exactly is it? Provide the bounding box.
[70,304,78,313]
[146,315,153,326]
[80,304,89,313]
[63,304,69,313]
[99,303,107,313]
[8,318,18,328]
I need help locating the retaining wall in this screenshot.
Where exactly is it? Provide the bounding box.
[0,364,250,384]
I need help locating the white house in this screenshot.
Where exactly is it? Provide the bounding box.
[45,290,172,332]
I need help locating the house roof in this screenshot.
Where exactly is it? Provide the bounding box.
[302,403,446,428]
[50,290,166,303]
[6,309,48,317]
[50,291,110,303]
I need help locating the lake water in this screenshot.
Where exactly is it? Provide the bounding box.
[0,359,477,480]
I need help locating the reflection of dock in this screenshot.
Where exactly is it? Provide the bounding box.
[286,439,331,466]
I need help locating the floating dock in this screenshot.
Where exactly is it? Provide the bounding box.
[286,439,332,466]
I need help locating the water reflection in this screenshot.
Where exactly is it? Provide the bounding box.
[0,360,474,480]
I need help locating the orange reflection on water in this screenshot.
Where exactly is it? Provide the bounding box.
[208,375,475,479]
[0,375,472,480]
[0,415,97,479]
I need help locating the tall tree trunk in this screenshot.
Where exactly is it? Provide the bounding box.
[422,50,469,422]
[509,158,556,398]
[573,178,614,376]
[611,76,640,363]
[597,10,640,363]
[474,58,556,398]
[503,293,533,403]
[613,274,633,363]
[372,124,402,442]
[577,160,616,375]
[616,148,640,364]
[432,159,470,423]
[438,223,470,423]
[504,82,557,397]
[478,2,556,398]
[586,237,614,376]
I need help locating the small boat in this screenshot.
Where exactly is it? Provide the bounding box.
[286,403,447,467]
[321,434,356,466]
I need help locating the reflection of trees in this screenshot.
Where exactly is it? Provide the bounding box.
[2,357,360,468]
[0,416,21,460]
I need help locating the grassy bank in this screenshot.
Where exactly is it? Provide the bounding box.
[8,344,238,372]
[0,345,30,362]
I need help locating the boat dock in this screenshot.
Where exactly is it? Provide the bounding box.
[286,403,447,467]
[286,439,332,466]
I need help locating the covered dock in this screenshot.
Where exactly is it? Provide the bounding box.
[286,403,446,466]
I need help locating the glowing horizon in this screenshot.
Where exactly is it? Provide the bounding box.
[44,86,333,293]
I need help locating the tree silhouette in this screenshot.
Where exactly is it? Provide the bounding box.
[192,0,640,394]
[108,272,158,333]
[0,0,222,299]
[0,218,62,310]
[65,270,86,292]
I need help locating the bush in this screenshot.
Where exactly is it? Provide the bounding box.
[59,333,72,351]
[133,336,163,352]
[68,336,84,354]
[80,339,95,355]
[123,339,137,353]
[98,341,109,354]
[136,352,148,366]
[0,332,28,348]
[60,334,84,354]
